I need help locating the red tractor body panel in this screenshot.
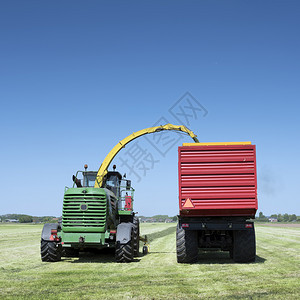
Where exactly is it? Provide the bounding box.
[178,144,257,218]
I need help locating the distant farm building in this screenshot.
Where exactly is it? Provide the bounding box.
[5,219,19,223]
[269,218,278,222]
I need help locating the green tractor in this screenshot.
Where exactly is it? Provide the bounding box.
[41,165,141,262]
[40,124,199,263]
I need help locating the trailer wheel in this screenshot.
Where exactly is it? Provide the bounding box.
[41,239,61,262]
[115,228,134,263]
[176,223,198,263]
[133,216,140,257]
[233,227,256,263]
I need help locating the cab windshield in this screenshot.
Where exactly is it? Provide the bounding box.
[106,175,119,188]
[106,175,120,196]
[83,172,97,187]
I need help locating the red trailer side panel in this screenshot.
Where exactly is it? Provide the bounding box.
[178,144,257,217]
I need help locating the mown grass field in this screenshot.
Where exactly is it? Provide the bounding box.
[0,223,299,299]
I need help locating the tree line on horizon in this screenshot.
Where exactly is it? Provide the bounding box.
[1,214,178,223]
[0,214,57,223]
[255,212,299,222]
[1,213,299,223]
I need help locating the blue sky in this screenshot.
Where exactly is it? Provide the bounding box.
[0,1,299,217]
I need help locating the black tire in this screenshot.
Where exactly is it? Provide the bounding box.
[115,228,134,263]
[233,227,256,263]
[176,223,198,263]
[62,247,79,257]
[143,245,148,255]
[41,239,61,262]
[133,216,140,256]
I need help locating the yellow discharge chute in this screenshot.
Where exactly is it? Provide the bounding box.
[94,123,199,188]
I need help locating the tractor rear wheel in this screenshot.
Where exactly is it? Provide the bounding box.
[115,228,134,263]
[41,239,62,262]
[233,227,256,263]
[133,216,140,256]
[176,223,198,263]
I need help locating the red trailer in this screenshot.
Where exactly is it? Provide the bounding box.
[176,142,257,263]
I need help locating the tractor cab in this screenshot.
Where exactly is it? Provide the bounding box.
[72,164,97,188]
[72,165,134,213]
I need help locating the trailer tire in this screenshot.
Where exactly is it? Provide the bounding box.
[233,227,256,263]
[133,216,140,257]
[115,228,134,263]
[176,223,198,263]
[41,239,61,262]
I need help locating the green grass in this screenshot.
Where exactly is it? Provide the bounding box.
[0,223,299,299]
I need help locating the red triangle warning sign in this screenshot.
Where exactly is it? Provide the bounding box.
[183,198,194,209]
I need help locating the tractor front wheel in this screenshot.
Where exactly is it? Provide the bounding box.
[115,228,134,263]
[41,239,62,262]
